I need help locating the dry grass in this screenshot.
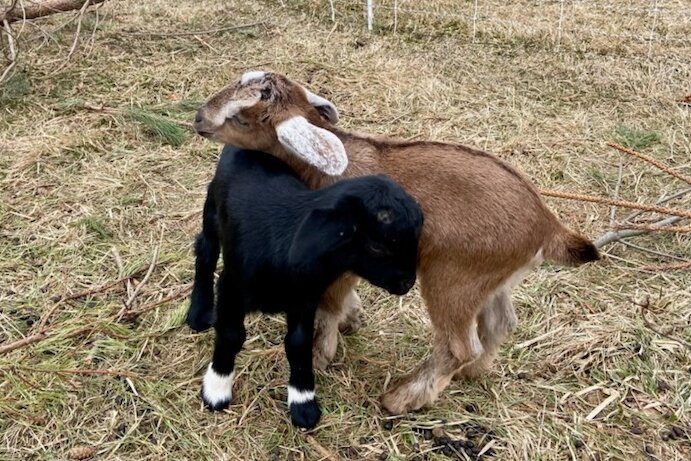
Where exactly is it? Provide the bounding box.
[1,0,690,460]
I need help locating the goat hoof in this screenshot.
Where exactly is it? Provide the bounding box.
[380,384,429,415]
[202,393,230,412]
[201,366,233,411]
[312,351,332,371]
[338,307,363,335]
[290,400,321,429]
[186,311,213,333]
[201,383,232,411]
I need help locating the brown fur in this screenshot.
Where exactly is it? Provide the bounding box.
[193,72,600,414]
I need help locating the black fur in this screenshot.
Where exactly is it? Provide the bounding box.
[188,145,423,429]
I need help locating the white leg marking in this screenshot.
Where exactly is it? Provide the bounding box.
[287,386,315,406]
[202,363,234,406]
[240,70,266,85]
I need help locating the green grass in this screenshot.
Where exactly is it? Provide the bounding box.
[126,108,189,147]
[614,125,661,150]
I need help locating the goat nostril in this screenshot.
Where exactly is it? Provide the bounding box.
[194,113,203,124]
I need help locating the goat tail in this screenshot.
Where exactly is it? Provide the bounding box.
[187,188,221,332]
[544,227,601,267]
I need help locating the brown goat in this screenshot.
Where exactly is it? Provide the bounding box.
[192,70,600,415]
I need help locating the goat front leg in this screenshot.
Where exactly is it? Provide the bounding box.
[286,306,321,429]
[201,274,246,411]
[381,268,489,415]
[313,274,360,370]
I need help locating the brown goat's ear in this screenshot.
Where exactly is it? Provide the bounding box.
[303,88,339,124]
[276,116,348,176]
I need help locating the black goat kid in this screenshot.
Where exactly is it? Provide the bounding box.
[187,146,423,429]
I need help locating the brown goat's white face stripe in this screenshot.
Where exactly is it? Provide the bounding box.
[240,70,266,85]
[276,116,348,176]
[212,96,260,127]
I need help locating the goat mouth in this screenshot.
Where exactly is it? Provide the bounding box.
[195,130,214,138]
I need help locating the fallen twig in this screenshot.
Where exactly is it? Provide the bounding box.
[122,284,192,319]
[539,189,691,219]
[0,333,46,355]
[635,298,691,350]
[1,18,17,83]
[608,143,691,186]
[305,435,341,461]
[622,187,691,223]
[596,217,682,248]
[0,405,48,425]
[49,267,148,302]
[22,366,140,379]
[621,241,688,262]
[1,264,153,356]
[123,237,161,310]
[612,222,691,233]
[609,158,624,224]
[0,0,108,24]
[119,21,265,37]
[47,0,91,75]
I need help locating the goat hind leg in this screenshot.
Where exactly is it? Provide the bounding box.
[337,286,363,334]
[286,307,321,429]
[381,321,483,415]
[313,274,359,370]
[454,287,516,380]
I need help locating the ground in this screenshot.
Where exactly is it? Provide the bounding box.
[1,0,690,460]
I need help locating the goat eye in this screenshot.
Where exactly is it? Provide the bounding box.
[229,115,249,128]
[368,242,388,256]
[260,87,272,100]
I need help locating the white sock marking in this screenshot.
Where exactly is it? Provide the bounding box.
[287,386,315,406]
[202,363,234,406]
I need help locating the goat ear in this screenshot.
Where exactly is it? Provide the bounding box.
[288,208,354,268]
[303,88,339,124]
[276,116,348,176]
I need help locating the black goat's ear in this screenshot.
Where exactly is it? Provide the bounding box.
[288,208,354,268]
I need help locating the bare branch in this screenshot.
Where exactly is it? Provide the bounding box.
[622,187,691,223]
[122,285,192,319]
[594,216,684,247]
[0,0,109,24]
[612,222,691,233]
[119,21,265,38]
[1,19,17,83]
[609,158,624,224]
[123,239,160,309]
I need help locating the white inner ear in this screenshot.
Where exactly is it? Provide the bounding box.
[212,96,260,126]
[276,116,348,176]
[303,88,339,124]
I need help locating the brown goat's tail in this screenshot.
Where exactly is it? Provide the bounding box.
[544,228,601,267]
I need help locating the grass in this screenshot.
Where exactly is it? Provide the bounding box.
[614,126,661,151]
[1,1,690,460]
[126,108,189,147]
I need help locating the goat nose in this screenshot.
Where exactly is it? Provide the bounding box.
[399,278,415,293]
[194,111,204,124]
